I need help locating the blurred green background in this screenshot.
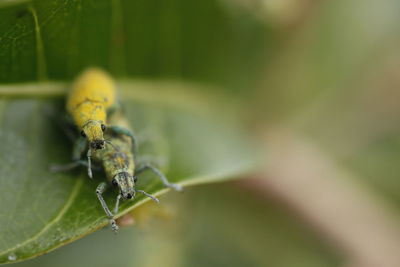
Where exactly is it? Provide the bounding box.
[1,0,400,266]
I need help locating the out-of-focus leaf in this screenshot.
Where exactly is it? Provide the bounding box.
[0,0,269,94]
[8,185,341,267]
[0,82,256,264]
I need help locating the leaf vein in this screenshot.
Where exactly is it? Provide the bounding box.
[28,4,47,81]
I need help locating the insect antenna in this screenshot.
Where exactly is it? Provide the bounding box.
[135,189,159,203]
[105,140,120,152]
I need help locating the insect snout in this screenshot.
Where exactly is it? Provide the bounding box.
[91,140,105,150]
[123,191,135,199]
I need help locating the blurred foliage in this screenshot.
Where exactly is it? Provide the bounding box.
[267,0,400,207]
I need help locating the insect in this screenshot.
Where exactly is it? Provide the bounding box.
[52,117,182,233]
[52,68,181,232]
[67,68,115,149]
[93,122,182,232]
[66,68,137,178]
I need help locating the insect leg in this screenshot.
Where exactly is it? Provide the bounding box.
[50,160,87,172]
[108,125,138,158]
[87,148,93,179]
[113,194,122,214]
[96,182,118,233]
[72,137,87,161]
[136,164,182,191]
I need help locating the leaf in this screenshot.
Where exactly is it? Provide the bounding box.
[0,0,265,264]
[9,185,339,267]
[0,81,256,264]
[0,0,268,89]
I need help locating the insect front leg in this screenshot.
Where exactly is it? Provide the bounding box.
[72,136,87,161]
[135,164,182,191]
[96,182,119,233]
[50,160,88,172]
[113,194,122,214]
[87,148,93,179]
[72,137,94,179]
[51,137,97,174]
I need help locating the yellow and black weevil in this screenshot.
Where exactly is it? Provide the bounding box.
[52,120,182,233]
[66,68,137,178]
[93,124,182,232]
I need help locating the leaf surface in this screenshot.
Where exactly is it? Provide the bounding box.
[0,82,256,264]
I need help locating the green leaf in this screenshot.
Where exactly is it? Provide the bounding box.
[8,185,340,267]
[0,0,268,89]
[0,81,256,264]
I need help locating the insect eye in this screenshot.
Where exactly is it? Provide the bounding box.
[101,124,106,132]
[80,130,86,138]
[112,179,118,186]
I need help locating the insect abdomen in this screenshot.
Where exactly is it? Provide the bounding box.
[66,68,116,128]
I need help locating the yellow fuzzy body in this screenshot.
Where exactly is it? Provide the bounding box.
[66,68,116,144]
